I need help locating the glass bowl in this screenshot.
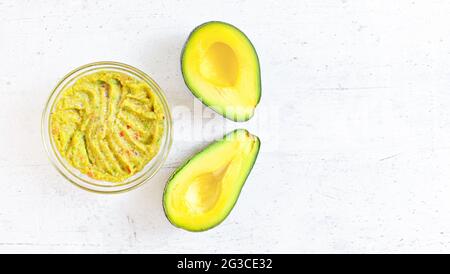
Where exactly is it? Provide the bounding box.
[42,61,173,194]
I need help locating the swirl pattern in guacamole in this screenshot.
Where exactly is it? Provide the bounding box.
[51,71,165,182]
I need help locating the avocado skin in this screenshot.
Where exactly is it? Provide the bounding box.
[180,21,262,122]
[162,129,261,232]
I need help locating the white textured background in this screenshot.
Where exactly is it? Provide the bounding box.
[1,0,450,253]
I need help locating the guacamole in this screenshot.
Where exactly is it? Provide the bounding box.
[51,71,165,182]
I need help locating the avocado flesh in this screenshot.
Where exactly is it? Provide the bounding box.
[181,21,261,122]
[163,129,260,231]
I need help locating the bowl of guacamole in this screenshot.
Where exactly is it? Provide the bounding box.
[42,62,172,193]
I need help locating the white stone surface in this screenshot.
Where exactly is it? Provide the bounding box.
[1,0,450,253]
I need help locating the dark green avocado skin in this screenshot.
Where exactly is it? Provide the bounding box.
[180,21,261,122]
[162,129,261,232]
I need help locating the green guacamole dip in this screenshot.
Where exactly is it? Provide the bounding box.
[51,71,165,182]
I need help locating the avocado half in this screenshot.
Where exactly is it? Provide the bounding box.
[163,129,260,232]
[181,21,261,122]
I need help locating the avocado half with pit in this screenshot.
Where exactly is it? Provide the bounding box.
[181,21,261,122]
[163,129,260,232]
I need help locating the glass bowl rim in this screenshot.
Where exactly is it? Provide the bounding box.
[41,61,173,194]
